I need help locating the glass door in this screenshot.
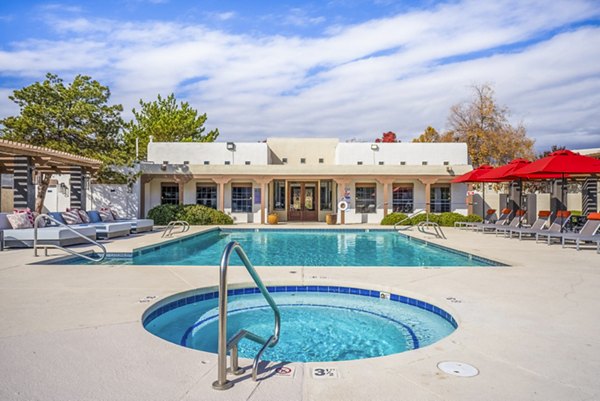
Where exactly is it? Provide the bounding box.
[288,182,319,221]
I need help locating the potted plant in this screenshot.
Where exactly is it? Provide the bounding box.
[267,212,279,225]
[326,213,337,225]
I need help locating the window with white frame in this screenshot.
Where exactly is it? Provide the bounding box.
[355,183,377,213]
[196,184,217,209]
[232,184,252,212]
[392,184,413,213]
[431,185,451,212]
[273,180,285,210]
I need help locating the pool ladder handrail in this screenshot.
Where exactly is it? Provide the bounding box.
[161,220,190,238]
[417,221,447,239]
[33,214,107,262]
[212,241,281,391]
[393,210,426,231]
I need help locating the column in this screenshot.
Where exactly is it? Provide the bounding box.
[212,177,231,212]
[69,166,83,209]
[13,156,35,210]
[255,177,272,225]
[376,178,393,217]
[334,178,349,225]
[419,178,437,213]
[178,181,184,205]
[138,175,151,218]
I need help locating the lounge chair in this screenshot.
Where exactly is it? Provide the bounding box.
[534,211,572,244]
[0,212,97,248]
[506,211,552,240]
[455,209,496,230]
[48,212,131,239]
[473,208,512,232]
[495,210,527,236]
[555,213,600,250]
[87,209,153,234]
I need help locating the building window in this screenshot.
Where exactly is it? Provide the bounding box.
[161,183,179,205]
[204,161,210,165]
[282,157,287,164]
[392,184,413,213]
[318,158,324,164]
[422,161,428,165]
[431,185,451,212]
[273,180,286,210]
[378,161,384,165]
[355,183,376,213]
[320,180,332,211]
[400,161,406,165]
[300,158,306,164]
[245,161,251,165]
[232,184,252,212]
[196,184,217,209]
[357,161,363,165]
[224,161,231,165]
[443,161,449,165]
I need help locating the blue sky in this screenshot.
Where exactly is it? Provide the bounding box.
[0,0,599,151]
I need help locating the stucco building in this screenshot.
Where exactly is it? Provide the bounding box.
[139,138,472,224]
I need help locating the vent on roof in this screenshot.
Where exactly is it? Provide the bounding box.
[357,161,363,165]
[204,161,210,165]
[282,157,287,164]
[318,158,324,164]
[245,161,251,165]
[443,161,449,166]
[400,161,406,165]
[422,161,428,165]
[300,158,306,164]
[224,161,231,165]
[378,161,384,165]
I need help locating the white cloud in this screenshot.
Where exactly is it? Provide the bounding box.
[0,0,599,151]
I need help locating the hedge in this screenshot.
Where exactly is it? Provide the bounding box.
[147,204,234,225]
[381,212,482,227]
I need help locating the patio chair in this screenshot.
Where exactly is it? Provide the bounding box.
[555,213,600,250]
[495,210,527,236]
[535,211,572,244]
[506,211,552,240]
[474,208,512,232]
[455,209,496,230]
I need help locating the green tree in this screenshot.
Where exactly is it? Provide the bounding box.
[0,73,125,212]
[124,93,219,161]
[445,84,534,167]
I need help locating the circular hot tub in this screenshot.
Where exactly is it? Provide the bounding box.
[143,285,457,362]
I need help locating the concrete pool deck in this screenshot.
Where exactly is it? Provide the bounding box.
[0,224,598,401]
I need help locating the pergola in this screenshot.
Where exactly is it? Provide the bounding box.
[0,139,102,211]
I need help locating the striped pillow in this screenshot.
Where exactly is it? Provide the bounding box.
[68,208,90,224]
[7,212,33,229]
[62,210,83,225]
[99,209,115,222]
[13,208,35,226]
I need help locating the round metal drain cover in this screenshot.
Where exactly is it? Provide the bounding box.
[437,361,479,377]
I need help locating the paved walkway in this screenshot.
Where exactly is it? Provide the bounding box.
[0,225,598,401]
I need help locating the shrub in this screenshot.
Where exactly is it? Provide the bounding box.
[380,212,409,225]
[146,204,233,225]
[178,204,234,225]
[438,212,472,227]
[147,204,183,225]
[463,214,483,223]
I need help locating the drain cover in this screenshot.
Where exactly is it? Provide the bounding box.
[437,361,479,377]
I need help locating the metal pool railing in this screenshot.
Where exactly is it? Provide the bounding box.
[212,241,281,390]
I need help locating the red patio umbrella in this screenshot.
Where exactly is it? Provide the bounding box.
[451,164,495,218]
[514,150,600,210]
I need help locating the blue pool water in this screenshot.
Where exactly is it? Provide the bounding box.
[83,229,498,267]
[143,286,457,362]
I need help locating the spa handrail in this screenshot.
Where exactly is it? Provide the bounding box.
[161,220,190,238]
[33,214,107,262]
[212,241,281,390]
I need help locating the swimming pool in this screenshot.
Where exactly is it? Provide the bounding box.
[72,229,501,267]
[143,285,457,362]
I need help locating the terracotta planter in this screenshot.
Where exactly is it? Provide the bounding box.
[326,213,337,225]
[267,214,279,225]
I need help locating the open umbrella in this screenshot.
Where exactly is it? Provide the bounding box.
[477,159,533,216]
[452,165,494,218]
[514,150,600,210]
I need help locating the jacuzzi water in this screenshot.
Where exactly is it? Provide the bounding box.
[143,286,457,362]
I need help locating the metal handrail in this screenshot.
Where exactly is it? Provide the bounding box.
[417,221,447,239]
[33,214,107,262]
[161,220,190,238]
[393,210,426,230]
[212,241,281,390]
